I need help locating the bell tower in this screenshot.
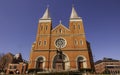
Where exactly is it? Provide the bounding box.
[69,6,85,34]
[28,7,52,70]
[35,7,52,50]
[69,6,87,49]
[68,6,94,70]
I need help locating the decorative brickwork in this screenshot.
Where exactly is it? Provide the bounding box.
[28,6,94,72]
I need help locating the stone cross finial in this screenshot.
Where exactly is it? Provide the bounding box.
[59,20,62,24]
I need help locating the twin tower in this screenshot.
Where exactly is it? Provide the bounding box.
[28,6,94,72]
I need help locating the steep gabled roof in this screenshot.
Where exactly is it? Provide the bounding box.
[52,23,70,32]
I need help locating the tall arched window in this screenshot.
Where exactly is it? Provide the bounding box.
[80,40,83,45]
[40,25,43,30]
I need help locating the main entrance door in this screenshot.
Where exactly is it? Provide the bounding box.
[55,60,65,71]
[53,54,66,71]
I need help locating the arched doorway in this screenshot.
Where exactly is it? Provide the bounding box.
[77,56,87,71]
[35,57,44,70]
[53,54,70,71]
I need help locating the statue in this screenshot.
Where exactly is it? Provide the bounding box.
[56,48,63,59]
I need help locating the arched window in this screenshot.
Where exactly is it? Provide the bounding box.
[73,25,75,29]
[38,41,41,46]
[44,40,47,46]
[40,25,43,30]
[77,57,84,70]
[77,56,87,70]
[78,24,80,29]
[36,57,44,70]
[45,25,48,30]
[59,29,62,33]
[74,40,78,45]
[80,40,83,45]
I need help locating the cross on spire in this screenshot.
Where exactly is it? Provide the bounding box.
[59,20,62,24]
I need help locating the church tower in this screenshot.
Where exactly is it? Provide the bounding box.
[28,6,94,73]
[36,7,52,50]
[29,7,52,70]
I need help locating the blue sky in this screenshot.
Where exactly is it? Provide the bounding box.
[0,0,120,61]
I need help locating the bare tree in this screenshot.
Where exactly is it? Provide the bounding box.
[0,53,13,72]
[0,53,4,72]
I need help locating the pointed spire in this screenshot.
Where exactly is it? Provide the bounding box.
[70,6,80,19]
[41,7,51,19]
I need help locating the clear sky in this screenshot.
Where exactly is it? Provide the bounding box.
[0,0,120,61]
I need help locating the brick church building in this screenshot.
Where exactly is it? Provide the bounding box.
[28,6,94,72]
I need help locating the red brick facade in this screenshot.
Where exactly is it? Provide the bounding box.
[95,58,120,74]
[28,7,94,72]
[0,53,27,74]
[6,62,27,74]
